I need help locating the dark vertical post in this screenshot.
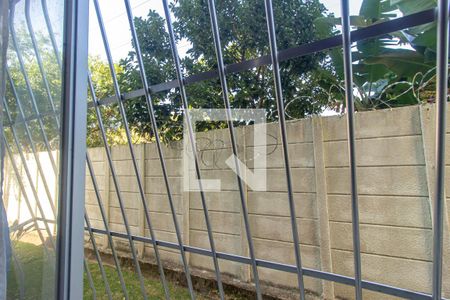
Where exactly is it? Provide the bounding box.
[433,1,449,299]
[340,1,362,299]
[56,0,89,299]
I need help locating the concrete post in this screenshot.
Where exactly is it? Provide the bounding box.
[240,126,251,282]
[102,149,111,251]
[312,116,335,299]
[138,144,146,259]
[419,105,450,296]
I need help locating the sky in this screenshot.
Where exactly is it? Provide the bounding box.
[88,0,364,62]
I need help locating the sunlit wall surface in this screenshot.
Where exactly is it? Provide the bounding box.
[1,0,64,299]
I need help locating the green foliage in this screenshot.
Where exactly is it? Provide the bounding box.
[5,29,61,150]
[116,0,332,143]
[315,0,439,111]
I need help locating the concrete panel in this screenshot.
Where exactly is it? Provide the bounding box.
[109,207,140,227]
[190,229,242,255]
[194,169,239,191]
[143,246,182,265]
[145,194,183,214]
[109,175,139,193]
[195,126,245,150]
[112,159,143,176]
[85,175,106,191]
[253,238,320,269]
[87,147,105,162]
[324,135,424,167]
[245,143,315,169]
[330,222,432,261]
[109,192,141,209]
[265,168,316,193]
[85,190,100,205]
[245,118,313,146]
[145,141,182,159]
[145,158,182,177]
[257,268,322,295]
[328,194,432,228]
[197,148,245,170]
[331,249,431,299]
[249,215,319,246]
[326,166,428,196]
[111,144,133,160]
[190,210,241,235]
[143,212,182,233]
[248,191,317,218]
[145,177,182,195]
[322,105,421,141]
[84,161,105,177]
[109,222,140,236]
[189,230,242,276]
[189,191,241,213]
[85,203,102,221]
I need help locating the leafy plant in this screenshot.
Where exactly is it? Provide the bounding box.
[315,0,439,111]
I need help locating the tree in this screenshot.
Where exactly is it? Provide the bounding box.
[117,0,333,143]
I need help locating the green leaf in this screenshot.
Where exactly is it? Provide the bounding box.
[390,0,436,16]
[364,49,432,77]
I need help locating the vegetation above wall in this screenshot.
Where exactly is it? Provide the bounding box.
[4,0,442,148]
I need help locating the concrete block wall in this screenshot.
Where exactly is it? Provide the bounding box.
[79,106,450,299]
[80,104,449,299]
[5,103,450,299]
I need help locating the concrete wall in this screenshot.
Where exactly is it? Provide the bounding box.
[5,103,450,299]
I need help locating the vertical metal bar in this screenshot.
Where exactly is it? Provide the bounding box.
[8,8,57,173]
[86,153,129,299]
[432,0,449,299]
[11,248,26,300]
[55,0,89,298]
[204,0,262,298]
[24,0,60,129]
[84,259,97,300]
[2,128,55,248]
[3,140,52,257]
[10,7,99,297]
[85,211,112,300]
[123,1,196,299]
[5,71,57,212]
[91,1,168,298]
[161,1,226,298]
[41,0,62,68]
[88,73,148,299]
[38,4,124,298]
[3,97,57,230]
[263,1,306,298]
[340,1,362,299]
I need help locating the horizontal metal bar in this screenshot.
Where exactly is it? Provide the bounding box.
[87,227,433,300]
[8,218,35,233]
[92,7,437,108]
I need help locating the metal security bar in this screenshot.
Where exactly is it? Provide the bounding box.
[340,1,362,299]
[2,1,449,300]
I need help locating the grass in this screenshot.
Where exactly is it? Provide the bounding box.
[7,241,249,299]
